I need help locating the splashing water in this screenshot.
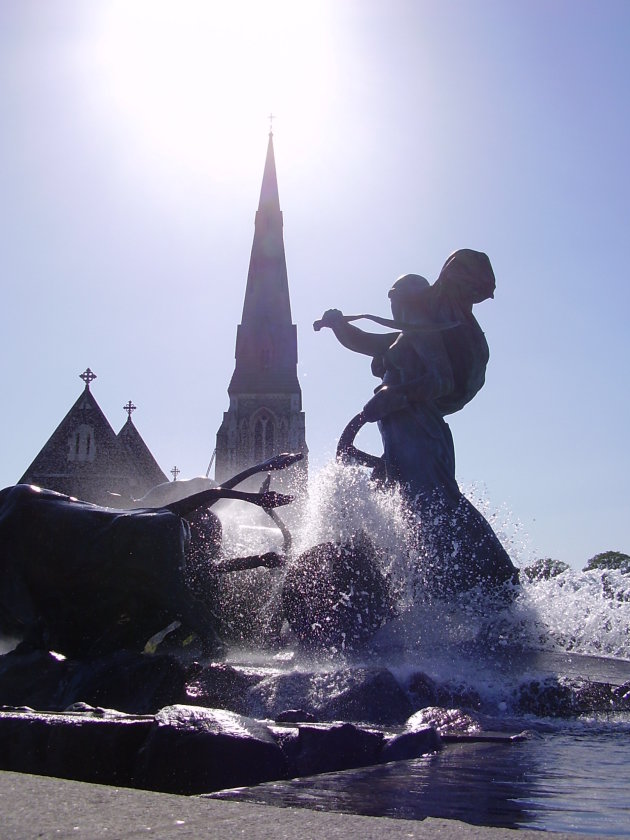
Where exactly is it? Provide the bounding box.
[512,569,630,659]
[209,460,630,663]
[294,460,414,607]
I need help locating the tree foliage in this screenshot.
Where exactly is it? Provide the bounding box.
[583,551,630,573]
[523,557,569,582]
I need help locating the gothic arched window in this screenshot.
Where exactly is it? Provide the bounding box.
[253,413,275,462]
[239,419,248,447]
[279,419,289,449]
[69,424,96,462]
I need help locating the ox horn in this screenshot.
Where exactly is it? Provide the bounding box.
[219,452,304,490]
[165,487,293,518]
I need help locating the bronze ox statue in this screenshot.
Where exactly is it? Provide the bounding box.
[0,455,300,658]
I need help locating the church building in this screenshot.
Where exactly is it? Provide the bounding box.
[214,132,308,487]
[19,369,167,506]
[18,134,305,502]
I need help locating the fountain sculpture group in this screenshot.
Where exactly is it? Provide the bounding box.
[0,249,519,659]
[0,249,536,794]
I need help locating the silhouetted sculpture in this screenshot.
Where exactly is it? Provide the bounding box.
[282,531,394,651]
[0,473,294,658]
[316,249,519,598]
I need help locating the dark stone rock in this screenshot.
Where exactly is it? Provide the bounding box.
[268,723,301,768]
[516,677,615,716]
[380,726,442,762]
[516,679,574,716]
[404,706,482,735]
[406,669,483,713]
[405,671,439,709]
[185,662,263,715]
[275,709,319,723]
[246,671,314,719]
[516,678,571,717]
[134,705,288,795]
[247,667,413,725]
[293,722,384,776]
[435,681,483,711]
[0,650,192,716]
[0,708,152,786]
[0,706,392,794]
[318,668,413,724]
[571,679,615,712]
[282,532,393,651]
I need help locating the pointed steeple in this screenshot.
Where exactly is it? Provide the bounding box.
[229,131,298,392]
[117,407,168,490]
[215,132,307,485]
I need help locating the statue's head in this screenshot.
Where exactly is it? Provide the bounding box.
[388,274,430,320]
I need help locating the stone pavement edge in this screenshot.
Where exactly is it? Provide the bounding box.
[0,770,592,840]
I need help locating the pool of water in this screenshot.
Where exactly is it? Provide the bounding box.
[211,722,630,834]
[213,465,630,834]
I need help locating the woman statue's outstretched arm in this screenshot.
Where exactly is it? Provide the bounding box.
[316,309,397,357]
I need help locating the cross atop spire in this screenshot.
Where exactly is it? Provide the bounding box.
[123,400,137,418]
[170,466,180,482]
[80,368,97,390]
[268,112,275,134]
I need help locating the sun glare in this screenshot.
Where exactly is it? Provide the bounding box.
[87,0,336,184]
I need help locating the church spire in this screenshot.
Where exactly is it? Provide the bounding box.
[238,130,291,328]
[230,131,297,389]
[215,131,308,485]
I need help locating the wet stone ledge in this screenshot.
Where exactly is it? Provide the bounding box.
[1,649,629,725]
[0,704,443,795]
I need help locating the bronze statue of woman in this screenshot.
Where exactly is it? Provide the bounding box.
[316,249,519,597]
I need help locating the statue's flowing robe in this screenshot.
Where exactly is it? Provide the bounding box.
[374,249,495,504]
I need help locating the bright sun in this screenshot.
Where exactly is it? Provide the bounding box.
[87,0,336,184]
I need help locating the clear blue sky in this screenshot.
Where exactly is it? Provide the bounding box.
[0,0,628,569]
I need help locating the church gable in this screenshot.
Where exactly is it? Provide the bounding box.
[117,403,168,490]
[19,369,166,506]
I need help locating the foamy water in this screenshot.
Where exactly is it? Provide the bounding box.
[218,459,630,664]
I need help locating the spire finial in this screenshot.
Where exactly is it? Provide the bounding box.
[80,368,97,390]
[268,112,275,134]
[123,400,137,418]
[170,466,180,482]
